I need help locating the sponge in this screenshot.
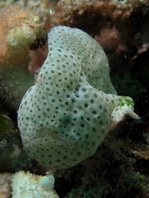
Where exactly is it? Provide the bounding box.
[18,26,139,169]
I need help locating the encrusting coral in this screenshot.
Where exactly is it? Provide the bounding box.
[0,5,49,110]
[18,26,139,170]
[52,0,149,60]
[0,5,46,64]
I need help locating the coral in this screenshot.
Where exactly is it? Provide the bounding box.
[11,171,59,198]
[16,0,58,9]
[95,26,127,54]
[53,0,149,31]
[0,5,46,64]
[7,15,45,55]
[0,4,49,110]
[52,0,113,34]
[18,26,139,170]
[52,0,149,60]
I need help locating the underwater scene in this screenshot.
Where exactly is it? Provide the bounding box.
[0,0,149,197]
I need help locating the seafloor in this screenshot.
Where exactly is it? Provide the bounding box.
[0,0,149,197]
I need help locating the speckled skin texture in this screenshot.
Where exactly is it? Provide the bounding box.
[18,26,138,169]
